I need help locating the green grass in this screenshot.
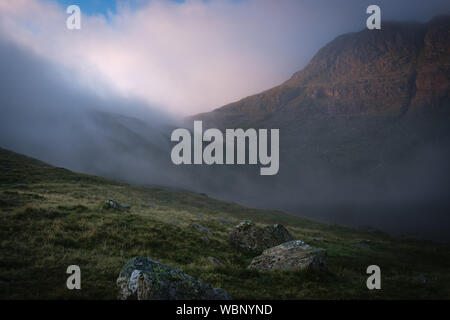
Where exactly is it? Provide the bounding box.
[1,147,450,299]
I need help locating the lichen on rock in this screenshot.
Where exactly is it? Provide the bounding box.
[248,240,328,272]
[229,221,294,253]
[117,257,231,300]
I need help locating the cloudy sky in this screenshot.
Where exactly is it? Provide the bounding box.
[0,0,448,115]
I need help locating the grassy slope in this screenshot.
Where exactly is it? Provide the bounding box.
[0,147,449,299]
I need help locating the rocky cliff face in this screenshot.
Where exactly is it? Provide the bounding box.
[195,16,449,127]
[411,16,450,111]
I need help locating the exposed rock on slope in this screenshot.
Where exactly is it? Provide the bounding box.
[229,221,294,253]
[410,16,450,110]
[248,240,328,272]
[117,257,231,300]
[104,199,130,211]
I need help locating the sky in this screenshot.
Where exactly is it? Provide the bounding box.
[0,0,449,115]
[44,0,166,16]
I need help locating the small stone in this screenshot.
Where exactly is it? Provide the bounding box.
[413,274,428,284]
[354,240,372,248]
[218,218,232,225]
[104,199,130,211]
[192,223,210,234]
[207,256,224,268]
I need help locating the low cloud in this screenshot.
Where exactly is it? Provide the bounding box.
[1,0,450,241]
[1,0,448,115]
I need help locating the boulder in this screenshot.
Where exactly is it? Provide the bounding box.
[117,257,231,300]
[104,199,130,211]
[229,221,294,253]
[248,240,328,272]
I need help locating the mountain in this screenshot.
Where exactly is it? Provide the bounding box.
[190,16,450,240]
[1,147,450,299]
[1,15,449,240]
[195,15,449,126]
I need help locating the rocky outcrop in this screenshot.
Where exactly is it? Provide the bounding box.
[248,240,327,272]
[410,15,450,111]
[117,257,231,300]
[229,221,294,253]
[104,199,130,211]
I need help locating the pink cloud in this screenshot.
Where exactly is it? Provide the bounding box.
[0,0,447,115]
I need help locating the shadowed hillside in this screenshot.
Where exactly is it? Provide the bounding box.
[189,16,450,240]
[1,147,450,299]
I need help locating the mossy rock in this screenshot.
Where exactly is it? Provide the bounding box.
[229,221,294,254]
[117,257,231,300]
[248,240,328,272]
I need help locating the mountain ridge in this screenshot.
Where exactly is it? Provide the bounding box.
[193,15,450,127]
[183,16,450,240]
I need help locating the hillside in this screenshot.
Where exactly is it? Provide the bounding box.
[188,16,450,239]
[1,147,450,299]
